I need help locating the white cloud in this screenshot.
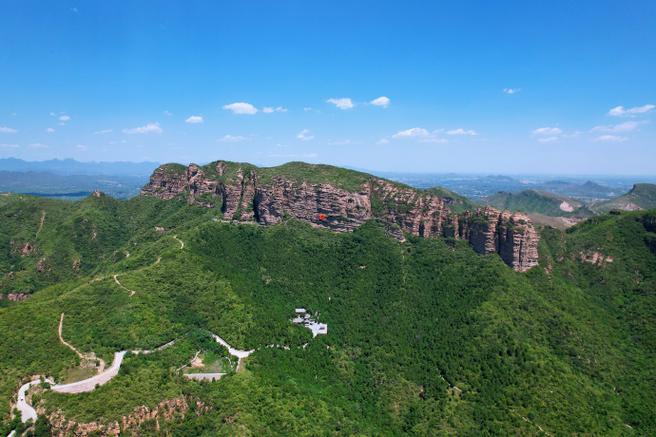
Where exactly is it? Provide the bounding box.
[0,126,18,133]
[28,143,48,149]
[59,115,71,122]
[503,88,521,94]
[163,110,173,116]
[45,127,56,133]
[0,143,19,148]
[376,138,390,145]
[392,127,447,143]
[123,122,162,134]
[591,121,640,133]
[326,97,354,110]
[297,129,314,141]
[447,128,477,136]
[217,134,247,143]
[370,96,391,108]
[262,106,288,114]
[303,107,314,112]
[392,127,430,139]
[532,127,562,136]
[538,136,559,143]
[608,104,655,117]
[76,144,88,151]
[185,115,204,124]
[223,102,258,115]
[594,134,627,142]
[93,129,112,135]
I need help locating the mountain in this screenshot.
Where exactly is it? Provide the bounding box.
[0,158,159,178]
[0,159,158,200]
[483,189,593,218]
[541,180,617,200]
[376,172,625,202]
[0,160,655,435]
[592,183,656,213]
[141,161,539,271]
[0,171,145,199]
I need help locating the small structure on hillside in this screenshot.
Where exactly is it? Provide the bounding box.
[291,308,328,338]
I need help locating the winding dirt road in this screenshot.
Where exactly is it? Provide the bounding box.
[51,352,126,394]
[16,377,53,422]
[210,333,254,372]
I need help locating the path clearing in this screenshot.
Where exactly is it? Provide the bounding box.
[173,235,184,249]
[184,373,225,381]
[58,313,84,360]
[35,211,45,237]
[113,275,136,296]
[58,313,106,371]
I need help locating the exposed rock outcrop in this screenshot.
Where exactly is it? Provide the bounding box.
[20,242,34,257]
[48,397,209,437]
[255,177,372,232]
[579,251,614,266]
[141,161,540,271]
[0,292,29,302]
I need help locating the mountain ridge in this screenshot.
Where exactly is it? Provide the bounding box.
[141,160,539,271]
[592,183,656,213]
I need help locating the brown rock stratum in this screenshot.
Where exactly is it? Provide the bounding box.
[142,161,539,271]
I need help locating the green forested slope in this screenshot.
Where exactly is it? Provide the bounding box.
[0,194,654,435]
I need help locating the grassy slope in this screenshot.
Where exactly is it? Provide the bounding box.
[0,195,655,435]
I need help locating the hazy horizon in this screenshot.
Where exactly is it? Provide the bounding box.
[3,156,656,180]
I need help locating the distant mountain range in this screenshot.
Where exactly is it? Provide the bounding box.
[591,183,656,213]
[0,158,158,177]
[479,184,656,230]
[375,171,650,201]
[483,190,594,218]
[0,159,159,199]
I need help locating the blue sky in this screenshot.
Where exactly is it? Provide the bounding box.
[0,1,655,174]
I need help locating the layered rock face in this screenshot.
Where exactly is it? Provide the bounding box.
[47,397,209,436]
[455,207,539,271]
[255,177,372,232]
[141,161,539,271]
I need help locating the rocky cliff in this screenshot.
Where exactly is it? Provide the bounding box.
[47,397,209,436]
[141,161,539,271]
